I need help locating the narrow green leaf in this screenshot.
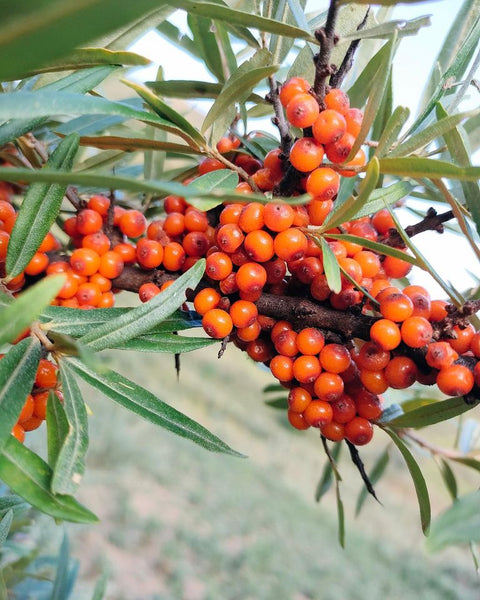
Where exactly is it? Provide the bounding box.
[187,170,239,210]
[16,48,150,78]
[427,491,480,552]
[379,157,480,182]
[326,233,420,266]
[171,0,316,42]
[384,428,431,534]
[6,134,79,278]
[115,333,215,353]
[51,533,71,600]
[351,180,415,219]
[320,237,341,294]
[374,106,410,158]
[263,383,285,394]
[438,459,458,501]
[50,364,88,495]
[390,109,480,158]
[202,49,278,135]
[78,259,205,351]
[389,396,479,428]
[347,43,390,112]
[91,568,109,600]
[0,338,41,453]
[146,79,266,103]
[0,66,116,146]
[0,0,164,82]
[265,396,288,409]
[451,457,480,472]
[122,80,206,147]
[47,390,70,470]
[76,134,203,155]
[66,358,244,457]
[0,495,29,517]
[315,442,342,502]
[355,447,389,516]
[342,15,430,41]
[0,275,65,346]
[100,6,175,50]
[0,510,13,547]
[188,13,225,82]
[322,157,380,230]
[335,477,345,548]
[0,436,97,523]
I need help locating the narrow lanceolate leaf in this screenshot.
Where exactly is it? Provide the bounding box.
[326,233,420,266]
[389,108,480,158]
[320,237,341,294]
[6,134,79,278]
[341,15,429,41]
[46,391,70,470]
[188,13,226,82]
[0,66,116,146]
[51,533,71,600]
[384,428,431,534]
[0,511,13,547]
[0,436,97,523]
[379,158,480,181]
[426,491,480,552]
[78,259,205,351]
[187,170,239,210]
[0,495,29,517]
[66,358,244,457]
[115,333,216,353]
[15,48,150,78]
[202,49,278,135]
[0,275,66,346]
[374,106,410,158]
[171,0,317,42]
[76,135,203,155]
[389,396,479,429]
[146,79,266,102]
[0,338,41,453]
[438,459,458,501]
[352,181,415,219]
[335,478,345,548]
[122,80,205,148]
[315,443,342,502]
[322,157,380,230]
[51,364,88,495]
[355,447,389,516]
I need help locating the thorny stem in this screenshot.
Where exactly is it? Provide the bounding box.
[313,0,340,106]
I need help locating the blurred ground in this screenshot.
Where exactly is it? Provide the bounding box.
[53,339,480,600]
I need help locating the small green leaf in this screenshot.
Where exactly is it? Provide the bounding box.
[0,436,97,523]
[379,157,480,181]
[188,13,226,82]
[438,459,458,501]
[78,260,205,351]
[347,43,389,110]
[389,396,479,429]
[0,510,13,547]
[426,491,480,552]
[0,338,41,453]
[355,447,389,516]
[0,495,29,516]
[374,106,410,158]
[384,428,431,534]
[47,390,70,470]
[51,533,72,600]
[320,237,342,294]
[342,15,430,41]
[50,364,88,495]
[315,442,342,502]
[0,275,66,346]
[353,180,415,219]
[147,79,266,102]
[451,457,480,472]
[65,358,244,457]
[77,134,203,155]
[326,233,420,266]
[6,134,79,278]
[114,333,216,353]
[335,477,345,548]
[187,169,239,210]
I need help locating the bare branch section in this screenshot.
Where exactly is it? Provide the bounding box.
[382,207,455,247]
[313,0,340,106]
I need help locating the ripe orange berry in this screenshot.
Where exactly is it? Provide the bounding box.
[236,320,261,342]
[324,88,350,114]
[312,109,346,145]
[182,231,210,257]
[287,409,310,430]
[320,420,345,441]
[163,242,186,272]
[82,232,110,255]
[205,251,232,281]
[119,210,147,238]
[320,344,351,374]
[216,224,244,253]
[35,359,58,389]
[270,354,294,382]
[288,386,312,413]
[310,273,331,301]
[307,199,333,226]
[330,394,356,423]
[279,77,310,107]
[430,299,449,322]
[202,308,233,339]
[246,338,274,363]
[345,417,373,445]
[164,195,187,214]
[305,167,340,200]
[229,300,258,329]
[76,282,102,306]
[437,365,474,397]
[236,262,267,294]
[470,333,480,358]
[12,423,25,443]
[425,341,458,370]
[338,256,363,284]
[344,108,363,137]
[401,316,433,348]
[198,157,225,175]
[325,131,355,164]
[238,203,264,233]
[383,253,412,279]
[76,208,103,235]
[448,324,475,354]
[385,356,418,389]
[289,137,325,172]
[70,248,100,277]
[163,212,185,237]
[359,369,389,394]
[263,203,295,233]
[0,230,9,260]
[355,390,383,420]
[292,355,321,384]
[97,291,115,308]
[296,327,325,355]
[25,252,49,276]
[273,228,308,262]
[353,250,380,278]
[264,257,287,284]
[274,329,298,357]
[369,319,401,351]
[303,399,333,428]
[338,148,367,177]
[313,372,344,402]
[22,417,43,432]
[88,194,110,216]
[194,288,221,315]
[38,231,59,253]
[286,93,320,128]
[243,230,274,263]
[18,394,35,424]
[99,250,124,279]
[219,204,243,225]
[216,136,234,153]
[356,341,390,371]
[184,208,209,232]
[294,256,323,284]
[380,292,414,322]
[138,282,161,303]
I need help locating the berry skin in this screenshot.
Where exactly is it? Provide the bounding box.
[76,209,103,235]
[401,316,433,348]
[320,421,345,442]
[356,342,390,371]
[369,319,401,351]
[82,232,111,256]
[25,252,49,276]
[139,282,161,303]
[338,149,367,177]
[436,365,474,397]
[70,248,100,277]
[324,88,350,114]
[296,327,325,355]
[344,417,374,446]
[88,194,110,216]
[35,359,58,389]
[244,230,275,262]
[325,132,355,164]
[205,252,233,281]
[238,203,264,233]
[163,242,186,272]
[219,204,243,225]
[202,309,233,339]
[236,320,261,342]
[292,355,321,384]
[355,390,383,421]
[448,324,475,354]
[307,199,333,225]
[430,300,448,322]
[198,157,225,175]
[270,355,294,382]
[287,410,310,430]
[320,344,351,374]
[119,210,147,238]
[18,394,35,423]
[163,212,185,237]
[236,262,267,294]
[274,329,298,357]
[289,137,324,172]
[98,251,124,279]
[273,228,308,262]
[384,356,418,389]
[288,387,312,413]
[182,232,210,257]
[184,208,209,232]
[312,109,347,145]
[11,423,25,443]
[313,372,344,402]
[380,292,414,322]
[229,300,258,329]
[286,93,320,128]
[383,253,412,279]
[76,282,102,307]
[279,77,310,107]
[263,203,295,233]
[359,369,389,394]
[426,342,458,370]
[306,167,340,200]
[344,108,363,137]
[216,224,244,253]
[194,288,221,315]
[331,394,357,423]
[113,243,136,264]
[246,339,274,363]
[303,400,333,428]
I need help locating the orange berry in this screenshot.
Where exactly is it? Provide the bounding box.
[18,394,35,424]
[310,273,331,301]
[320,420,345,441]
[380,292,414,322]
[338,148,367,177]
[294,256,323,284]
[303,399,333,428]
[289,137,324,172]
[25,252,49,276]
[82,232,110,255]
[344,417,373,445]
[270,354,294,382]
[219,272,239,295]
[163,241,186,272]
[119,210,147,238]
[274,329,298,357]
[35,359,57,389]
[286,93,320,128]
[76,208,103,235]
[383,253,412,279]
[287,410,310,430]
[182,231,210,257]
[437,365,474,397]
[292,355,321,384]
[331,394,356,423]
[238,202,264,233]
[219,204,243,225]
[370,319,401,351]
[401,316,433,348]
[97,291,115,308]
[113,242,136,264]
[470,333,480,358]
[38,231,58,253]
[320,344,351,374]
[430,299,449,322]
[344,108,363,137]
[76,282,102,306]
[136,239,164,269]
[184,208,209,233]
[236,320,261,342]
[202,308,233,339]
[263,203,295,233]
[279,77,310,107]
[0,230,9,260]
[22,417,43,431]
[236,262,267,294]
[356,341,390,371]
[307,199,334,225]
[246,338,274,362]
[426,341,458,370]
[99,250,124,279]
[11,423,25,443]
[325,89,350,114]
[56,272,78,300]
[355,390,383,420]
[288,387,312,413]
[325,131,355,164]
[359,369,389,394]
[205,251,232,281]
[229,300,258,329]
[312,109,346,145]
[305,167,340,200]
[273,228,308,262]
[194,288,221,315]
[449,324,475,354]
[314,372,344,402]
[216,223,244,253]
[385,356,418,389]
[198,157,226,175]
[164,195,187,214]
[264,257,287,284]
[88,194,110,216]
[244,230,274,263]
[138,282,161,303]
[296,327,325,355]
[70,248,100,276]
[216,136,234,153]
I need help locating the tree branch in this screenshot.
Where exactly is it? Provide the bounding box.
[313,0,340,106]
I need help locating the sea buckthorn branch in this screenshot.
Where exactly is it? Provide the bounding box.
[266,76,293,159]
[329,8,370,90]
[313,0,340,106]
[382,207,455,248]
[396,427,480,460]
